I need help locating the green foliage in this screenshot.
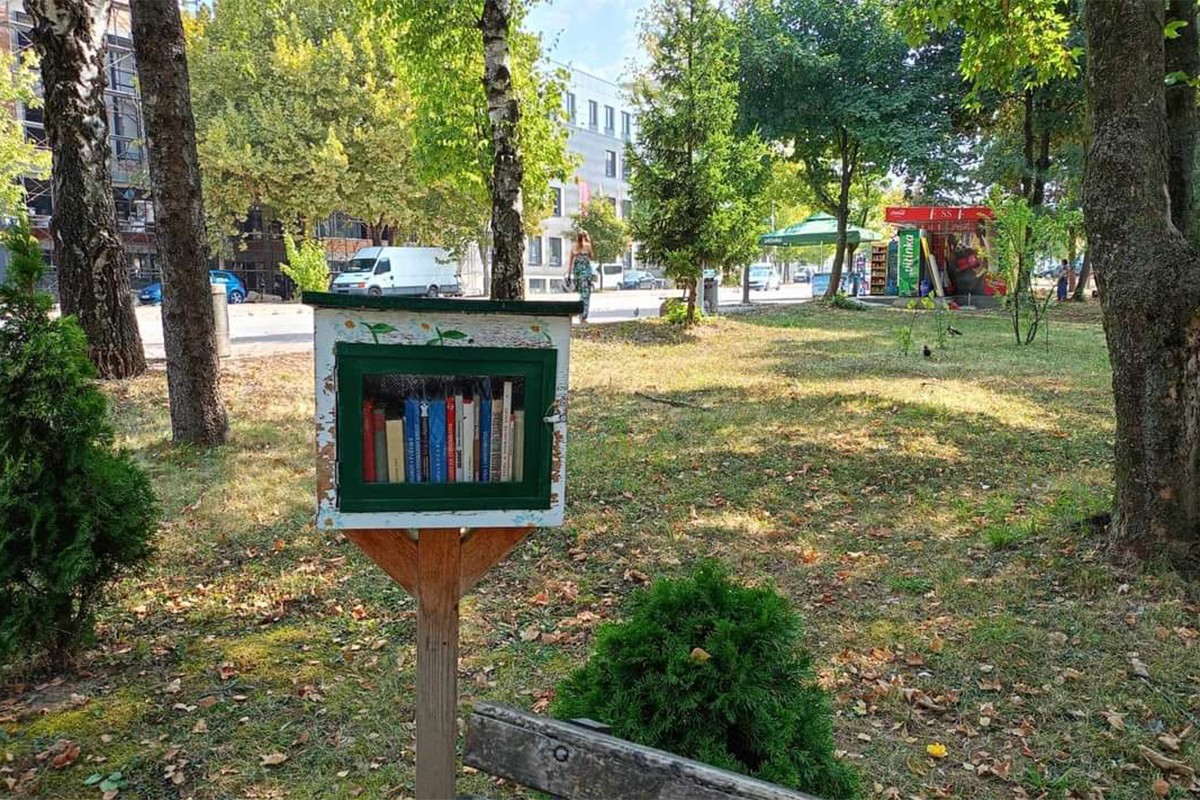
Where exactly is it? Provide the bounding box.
[0,52,50,220]
[895,0,1079,100]
[571,199,630,267]
[737,0,965,294]
[827,292,867,311]
[0,221,157,670]
[988,188,1060,345]
[629,0,771,324]
[280,233,331,296]
[553,562,859,798]
[659,296,706,325]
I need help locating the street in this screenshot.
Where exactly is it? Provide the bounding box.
[134,282,815,359]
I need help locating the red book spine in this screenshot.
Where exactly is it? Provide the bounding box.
[446,396,457,483]
[362,399,376,483]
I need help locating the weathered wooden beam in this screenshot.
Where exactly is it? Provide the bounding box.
[463,702,825,800]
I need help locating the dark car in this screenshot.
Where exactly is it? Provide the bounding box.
[139,270,247,305]
[619,269,659,290]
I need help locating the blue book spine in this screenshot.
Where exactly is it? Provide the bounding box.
[429,399,448,483]
[404,397,421,482]
[479,388,492,482]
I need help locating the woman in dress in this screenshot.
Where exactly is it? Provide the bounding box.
[569,231,594,322]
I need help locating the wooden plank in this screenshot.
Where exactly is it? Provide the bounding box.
[463,703,825,800]
[345,529,418,596]
[459,527,532,596]
[416,528,463,800]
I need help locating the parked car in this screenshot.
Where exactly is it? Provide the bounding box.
[330,246,462,297]
[748,264,781,291]
[619,269,657,290]
[138,270,247,305]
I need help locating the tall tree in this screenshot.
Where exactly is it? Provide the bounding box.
[481,0,524,299]
[392,0,571,291]
[25,0,146,379]
[131,0,228,445]
[0,52,49,221]
[1085,0,1200,571]
[629,0,766,323]
[737,0,961,300]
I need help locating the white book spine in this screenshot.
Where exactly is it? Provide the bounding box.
[462,399,475,483]
[500,381,513,481]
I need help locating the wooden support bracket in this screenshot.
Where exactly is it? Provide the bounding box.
[345,526,533,800]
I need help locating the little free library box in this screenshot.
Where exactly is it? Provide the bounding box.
[302,292,583,530]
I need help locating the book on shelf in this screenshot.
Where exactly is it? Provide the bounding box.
[490,389,502,482]
[479,383,492,482]
[462,393,475,483]
[512,409,524,482]
[500,380,513,481]
[404,396,421,482]
[385,413,405,483]
[371,404,388,484]
[446,393,457,483]
[362,399,377,483]
[419,400,430,481]
[453,393,465,482]
[429,397,448,483]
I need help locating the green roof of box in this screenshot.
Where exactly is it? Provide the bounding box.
[302,292,584,316]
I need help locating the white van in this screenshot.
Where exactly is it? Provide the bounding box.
[330,246,462,297]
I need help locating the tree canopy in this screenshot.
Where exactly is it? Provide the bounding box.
[629,0,770,322]
[0,52,50,221]
[572,198,630,268]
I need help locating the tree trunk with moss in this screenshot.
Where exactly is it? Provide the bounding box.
[131,0,228,444]
[482,0,525,300]
[1085,0,1200,571]
[26,0,145,379]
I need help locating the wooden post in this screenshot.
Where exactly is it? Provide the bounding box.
[416,528,461,800]
[346,526,532,799]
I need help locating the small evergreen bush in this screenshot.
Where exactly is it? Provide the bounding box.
[552,562,859,798]
[280,233,331,297]
[0,221,157,670]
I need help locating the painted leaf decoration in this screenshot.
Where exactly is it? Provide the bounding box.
[364,323,397,334]
[439,330,468,340]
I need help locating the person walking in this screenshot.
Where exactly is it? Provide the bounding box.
[569,231,594,322]
[1056,258,1069,302]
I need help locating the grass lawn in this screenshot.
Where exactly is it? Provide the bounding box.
[3,301,1198,800]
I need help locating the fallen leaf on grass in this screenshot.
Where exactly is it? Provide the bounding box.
[164,678,182,694]
[926,743,947,759]
[50,741,80,769]
[1157,733,1181,752]
[259,753,288,767]
[1152,777,1171,797]
[191,720,208,734]
[690,647,711,664]
[519,625,541,643]
[1139,745,1196,778]
[1129,655,1151,680]
[1102,710,1127,731]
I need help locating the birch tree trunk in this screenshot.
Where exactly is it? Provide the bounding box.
[1085,0,1200,572]
[131,0,228,444]
[481,0,525,300]
[26,0,146,378]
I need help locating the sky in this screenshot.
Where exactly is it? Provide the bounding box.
[526,0,650,84]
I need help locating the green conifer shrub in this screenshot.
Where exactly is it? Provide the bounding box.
[0,221,157,670]
[552,562,859,799]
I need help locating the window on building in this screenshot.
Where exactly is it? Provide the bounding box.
[621,199,632,220]
[605,150,617,178]
[621,156,631,181]
[549,237,563,267]
[588,100,598,129]
[604,196,617,210]
[565,92,577,124]
[621,111,631,139]
[604,105,615,134]
[528,236,543,266]
[106,48,137,95]
[552,187,563,216]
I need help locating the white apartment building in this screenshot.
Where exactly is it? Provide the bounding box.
[526,65,638,294]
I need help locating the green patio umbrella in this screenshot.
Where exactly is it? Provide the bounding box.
[758,212,882,247]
